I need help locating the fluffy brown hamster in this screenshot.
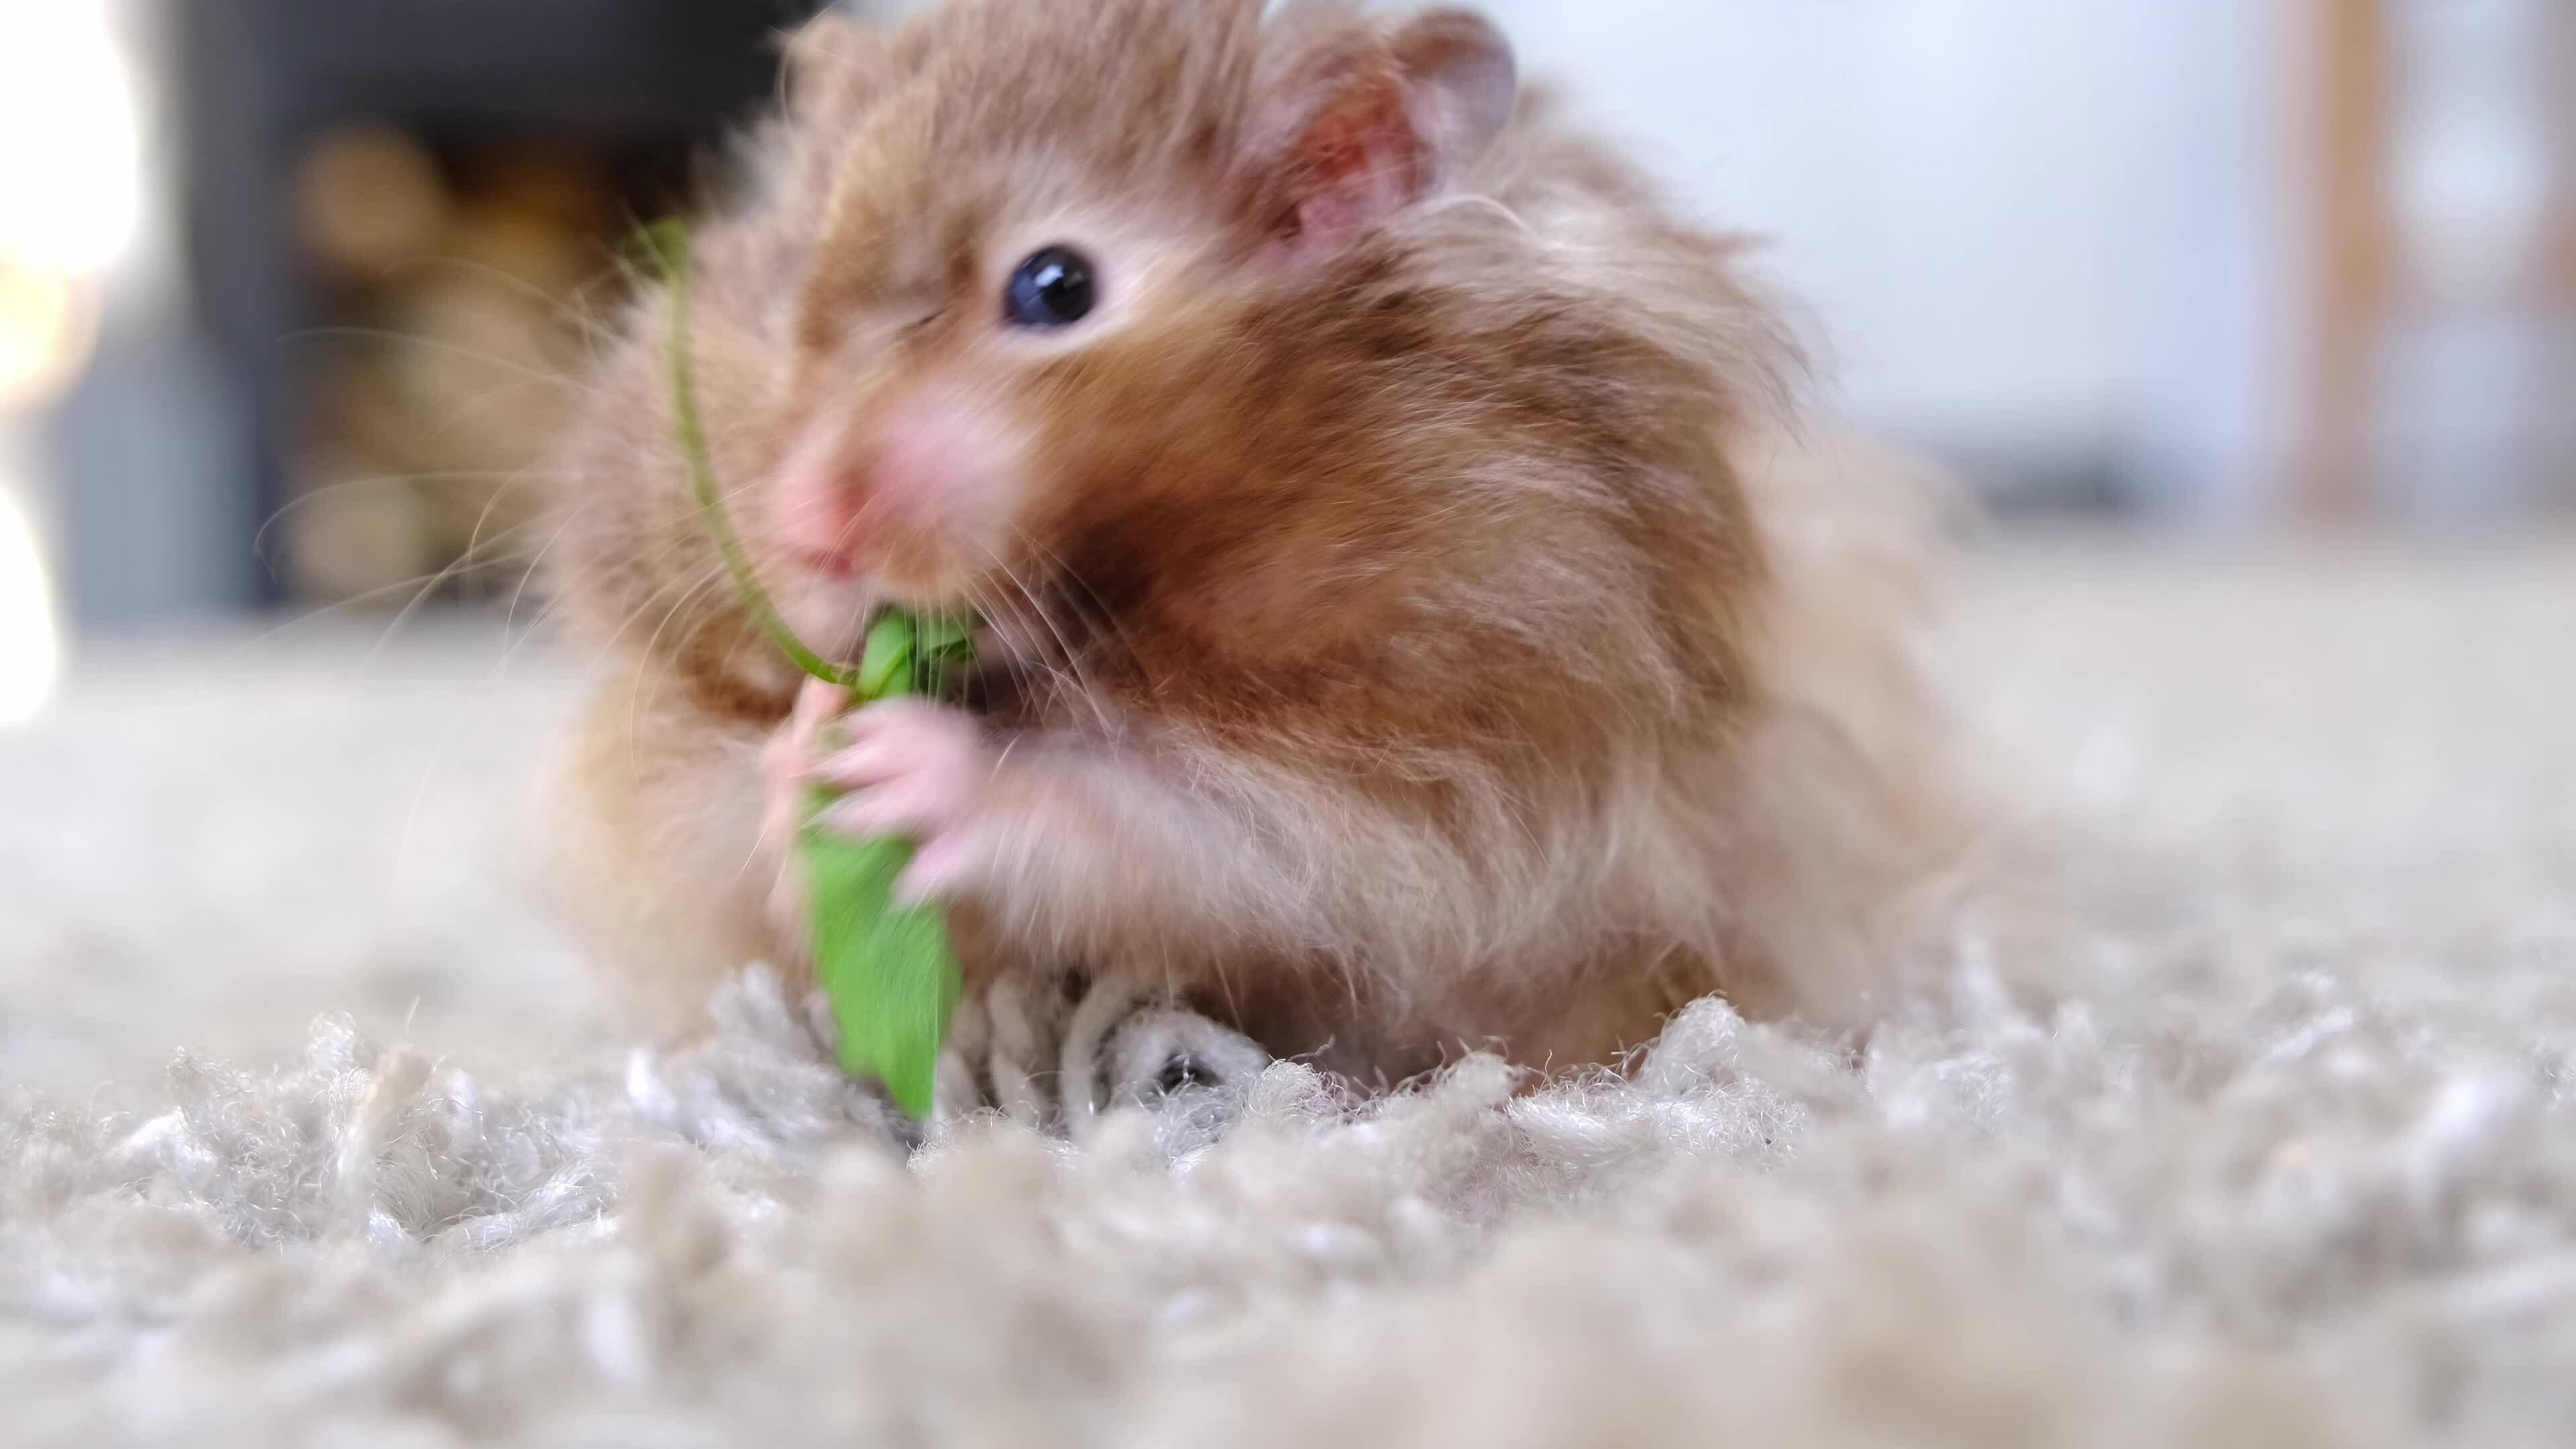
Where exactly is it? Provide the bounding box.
[545,0,1967,1083]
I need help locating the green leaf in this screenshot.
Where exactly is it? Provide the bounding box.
[801,808,959,1119]
[808,596,966,1116]
[655,217,974,1120]
[914,611,975,657]
[857,612,917,699]
[800,616,969,1117]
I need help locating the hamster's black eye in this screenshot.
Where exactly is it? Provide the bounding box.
[1003,246,1097,329]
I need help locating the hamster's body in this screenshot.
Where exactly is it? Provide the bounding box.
[546,0,1965,1085]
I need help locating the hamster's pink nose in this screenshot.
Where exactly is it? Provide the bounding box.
[770,434,870,577]
[771,392,1009,580]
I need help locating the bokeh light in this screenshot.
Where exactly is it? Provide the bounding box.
[0,0,142,722]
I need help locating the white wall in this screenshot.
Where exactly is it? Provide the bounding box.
[1479,0,2308,522]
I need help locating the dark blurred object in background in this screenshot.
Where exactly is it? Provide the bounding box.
[278,129,623,604]
[64,0,824,624]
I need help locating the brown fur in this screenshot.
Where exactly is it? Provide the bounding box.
[545,0,1969,1079]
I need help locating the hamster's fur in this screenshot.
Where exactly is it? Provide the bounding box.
[545,0,1971,1081]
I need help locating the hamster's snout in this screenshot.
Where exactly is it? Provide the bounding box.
[770,425,869,579]
[766,386,1030,600]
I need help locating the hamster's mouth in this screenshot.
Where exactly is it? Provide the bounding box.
[946,612,1071,723]
[772,568,1019,722]
[768,570,880,667]
[937,572,1116,728]
[945,633,1013,720]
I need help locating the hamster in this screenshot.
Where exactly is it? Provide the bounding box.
[544,0,1968,1084]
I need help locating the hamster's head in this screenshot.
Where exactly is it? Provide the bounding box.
[561,0,1761,724]
[770,0,1515,626]
[558,0,1525,701]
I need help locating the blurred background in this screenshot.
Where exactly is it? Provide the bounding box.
[0,0,2568,726]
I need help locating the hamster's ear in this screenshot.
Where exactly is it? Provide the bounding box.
[1244,8,1516,255]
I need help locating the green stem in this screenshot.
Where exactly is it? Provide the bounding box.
[654,223,867,690]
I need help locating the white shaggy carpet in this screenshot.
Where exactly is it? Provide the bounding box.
[5,541,2575,1447]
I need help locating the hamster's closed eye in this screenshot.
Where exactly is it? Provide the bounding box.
[1003,246,1099,329]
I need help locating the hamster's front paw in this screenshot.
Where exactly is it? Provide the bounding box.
[811,698,998,902]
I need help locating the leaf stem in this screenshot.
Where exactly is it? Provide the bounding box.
[653,223,867,690]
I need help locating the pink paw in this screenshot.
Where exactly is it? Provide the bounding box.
[810,698,998,902]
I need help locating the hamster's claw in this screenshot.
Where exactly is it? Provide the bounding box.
[756,678,855,948]
[759,678,851,851]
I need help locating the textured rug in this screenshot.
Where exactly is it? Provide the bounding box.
[4,541,2574,1447]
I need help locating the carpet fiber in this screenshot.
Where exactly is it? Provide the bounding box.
[5,543,2573,1446]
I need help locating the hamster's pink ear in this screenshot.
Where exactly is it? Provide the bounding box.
[1245,9,1517,255]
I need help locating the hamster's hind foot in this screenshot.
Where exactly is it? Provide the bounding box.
[935,966,1272,1145]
